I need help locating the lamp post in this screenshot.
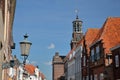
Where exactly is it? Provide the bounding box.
[20,34,32,65]
[19,34,32,79]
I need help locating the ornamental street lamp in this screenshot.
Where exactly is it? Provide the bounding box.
[20,34,32,80]
[20,34,32,65]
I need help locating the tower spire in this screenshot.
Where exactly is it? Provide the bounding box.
[70,9,83,49]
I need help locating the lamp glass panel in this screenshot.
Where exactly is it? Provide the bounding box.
[20,42,31,56]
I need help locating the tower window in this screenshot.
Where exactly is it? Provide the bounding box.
[73,22,82,33]
[77,26,79,32]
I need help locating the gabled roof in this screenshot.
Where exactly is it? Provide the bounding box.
[65,28,99,59]
[65,38,84,61]
[65,48,75,60]
[25,64,35,75]
[25,64,46,79]
[91,17,120,54]
[85,28,100,55]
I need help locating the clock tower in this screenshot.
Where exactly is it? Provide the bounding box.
[70,15,83,49]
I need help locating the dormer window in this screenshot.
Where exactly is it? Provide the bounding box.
[91,49,94,62]
[96,45,100,60]
[115,55,119,67]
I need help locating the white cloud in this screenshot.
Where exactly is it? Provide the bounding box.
[48,43,55,49]
[44,61,52,66]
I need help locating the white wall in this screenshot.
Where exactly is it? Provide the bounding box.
[68,51,75,80]
[75,45,82,80]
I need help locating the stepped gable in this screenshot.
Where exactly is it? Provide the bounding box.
[60,56,66,60]
[92,17,120,54]
[53,52,66,63]
[85,28,99,55]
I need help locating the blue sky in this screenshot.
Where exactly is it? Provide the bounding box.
[13,0,120,80]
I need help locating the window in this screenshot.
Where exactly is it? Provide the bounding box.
[83,56,86,66]
[96,46,100,60]
[83,77,85,80]
[100,73,104,80]
[9,68,15,78]
[91,49,94,62]
[0,41,2,50]
[86,76,89,80]
[83,47,85,53]
[77,26,79,32]
[107,54,112,65]
[90,75,93,80]
[73,23,76,32]
[115,55,119,67]
[94,74,97,80]
[81,46,83,51]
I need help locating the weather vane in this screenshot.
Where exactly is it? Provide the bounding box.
[75,9,79,19]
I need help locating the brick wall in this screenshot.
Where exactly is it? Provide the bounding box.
[53,64,64,80]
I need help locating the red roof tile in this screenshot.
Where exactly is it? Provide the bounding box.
[65,29,99,58]
[85,28,100,55]
[25,64,35,75]
[25,64,46,79]
[92,17,120,54]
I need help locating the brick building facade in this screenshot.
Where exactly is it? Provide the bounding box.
[111,45,120,80]
[53,17,120,80]
[52,52,65,80]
